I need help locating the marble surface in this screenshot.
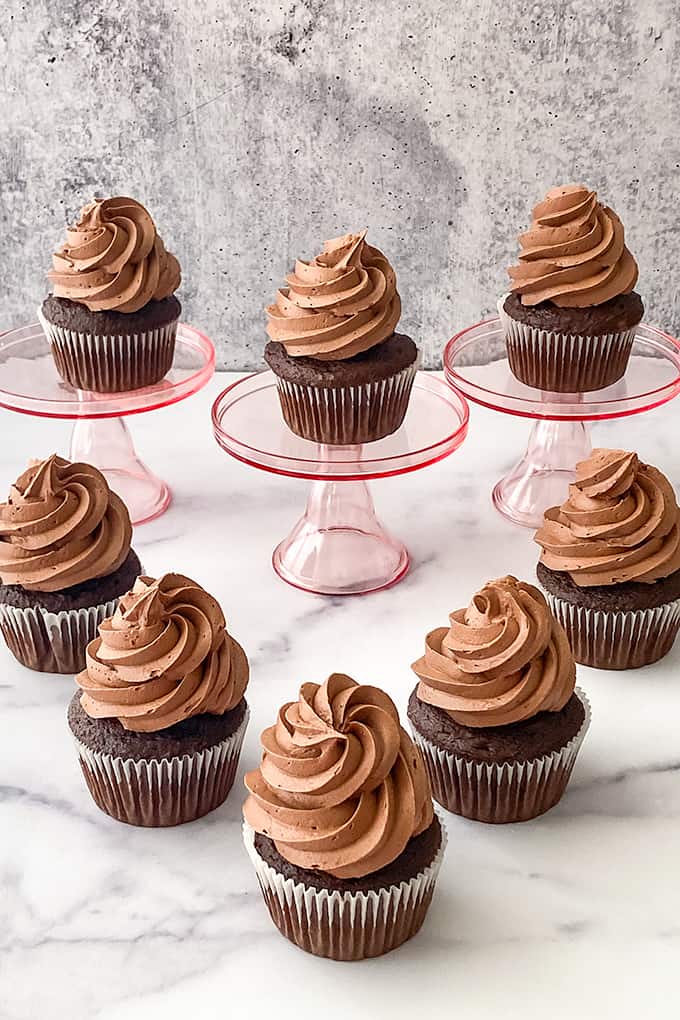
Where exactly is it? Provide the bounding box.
[1,372,679,1020]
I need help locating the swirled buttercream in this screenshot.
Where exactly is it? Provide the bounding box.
[48,196,181,313]
[265,231,401,360]
[412,576,575,727]
[535,449,680,586]
[0,455,132,592]
[508,184,639,307]
[243,673,433,879]
[76,573,249,732]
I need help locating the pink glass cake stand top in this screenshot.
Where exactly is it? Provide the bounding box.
[444,317,680,529]
[212,371,469,595]
[0,322,215,525]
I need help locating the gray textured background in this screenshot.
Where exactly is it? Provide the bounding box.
[1,0,679,369]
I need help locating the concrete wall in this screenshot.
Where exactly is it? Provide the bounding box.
[1,0,678,368]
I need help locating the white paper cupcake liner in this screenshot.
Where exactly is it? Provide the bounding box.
[243,813,446,961]
[38,307,178,393]
[274,361,418,445]
[73,705,249,827]
[411,688,590,824]
[499,298,635,393]
[0,599,117,674]
[545,593,680,670]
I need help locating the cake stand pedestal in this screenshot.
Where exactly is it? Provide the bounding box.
[444,318,680,528]
[212,371,469,595]
[0,322,215,525]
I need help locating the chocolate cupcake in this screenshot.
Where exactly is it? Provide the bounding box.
[535,449,680,669]
[40,196,181,392]
[68,573,249,827]
[0,456,140,673]
[409,576,590,823]
[264,231,418,444]
[243,673,444,961]
[502,184,643,392]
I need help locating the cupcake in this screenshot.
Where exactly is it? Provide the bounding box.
[502,184,643,392]
[0,455,140,673]
[68,573,249,827]
[264,231,418,444]
[40,196,181,392]
[243,672,444,961]
[409,576,590,823]
[535,448,680,669]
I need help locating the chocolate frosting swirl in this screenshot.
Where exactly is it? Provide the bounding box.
[508,184,639,307]
[48,196,181,313]
[77,573,249,732]
[412,576,575,727]
[243,673,433,879]
[0,455,132,592]
[265,231,401,360]
[535,449,680,586]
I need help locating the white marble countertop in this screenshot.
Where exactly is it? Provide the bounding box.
[2,373,679,1020]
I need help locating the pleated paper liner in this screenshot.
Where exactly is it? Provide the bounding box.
[498,298,636,393]
[411,688,591,824]
[38,307,178,393]
[243,814,446,961]
[274,361,417,445]
[545,594,680,670]
[0,599,117,674]
[73,706,249,827]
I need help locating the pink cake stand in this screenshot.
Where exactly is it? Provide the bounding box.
[0,322,215,525]
[444,317,680,528]
[212,371,469,595]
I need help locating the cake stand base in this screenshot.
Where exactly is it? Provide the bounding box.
[273,479,409,596]
[492,419,592,529]
[444,318,680,530]
[70,417,171,526]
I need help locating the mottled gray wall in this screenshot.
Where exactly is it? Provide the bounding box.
[1,0,679,368]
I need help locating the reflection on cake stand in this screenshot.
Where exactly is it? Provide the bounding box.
[444,318,680,528]
[0,322,215,525]
[212,371,469,595]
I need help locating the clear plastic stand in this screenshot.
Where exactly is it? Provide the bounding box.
[0,322,215,525]
[212,371,469,595]
[69,415,171,525]
[444,318,680,528]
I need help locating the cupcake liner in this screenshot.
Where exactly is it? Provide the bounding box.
[274,361,418,445]
[411,688,591,824]
[0,599,117,674]
[499,299,635,393]
[243,815,446,961]
[73,706,249,827]
[38,307,178,393]
[545,593,680,670]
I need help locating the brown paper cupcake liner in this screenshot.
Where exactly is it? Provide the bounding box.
[38,307,178,393]
[545,595,680,670]
[411,689,590,824]
[243,815,446,961]
[0,599,118,674]
[274,362,417,445]
[73,707,249,827]
[500,303,635,393]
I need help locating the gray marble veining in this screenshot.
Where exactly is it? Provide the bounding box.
[1,374,679,1019]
